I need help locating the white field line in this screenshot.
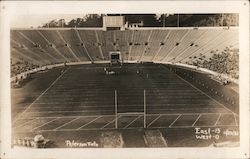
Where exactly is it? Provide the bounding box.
[25,107,226,112]
[172,70,238,116]
[17,113,234,131]
[147,112,232,116]
[27,102,220,106]
[117,112,144,115]
[147,115,162,128]
[192,114,202,127]
[13,67,70,124]
[166,125,238,128]
[169,114,182,127]
[53,116,81,130]
[33,124,240,132]
[19,115,114,119]
[24,110,114,114]
[18,113,233,120]
[32,118,58,131]
[123,115,142,129]
[13,117,39,129]
[77,116,102,130]
[101,116,121,129]
[36,128,117,132]
[214,113,222,126]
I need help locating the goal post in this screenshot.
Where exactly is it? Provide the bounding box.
[115,90,118,129]
[144,89,146,128]
[114,89,147,129]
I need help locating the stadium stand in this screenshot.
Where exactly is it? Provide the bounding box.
[191,47,239,79]
[11,61,39,77]
[11,27,238,67]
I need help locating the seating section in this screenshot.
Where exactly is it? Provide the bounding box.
[191,47,239,79]
[11,27,238,76]
[11,61,39,77]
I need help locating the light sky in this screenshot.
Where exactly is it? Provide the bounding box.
[5,1,241,28]
[10,14,164,28]
[11,14,86,28]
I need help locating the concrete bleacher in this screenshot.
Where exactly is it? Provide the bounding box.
[59,30,89,61]
[39,30,78,62]
[178,28,238,64]
[11,27,238,75]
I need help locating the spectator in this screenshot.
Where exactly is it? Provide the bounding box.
[191,47,239,79]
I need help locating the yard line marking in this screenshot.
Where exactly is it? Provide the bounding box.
[77,116,102,130]
[160,112,231,116]
[35,128,115,132]
[24,110,114,114]
[101,116,121,129]
[147,114,162,128]
[23,110,114,116]
[169,114,182,127]
[13,67,70,124]
[32,118,58,131]
[234,114,238,126]
[13,117,39,129]
[22,112,233,120]
[28,103,223,107]
[214,113,222,126]
[123,115,142,129]
[192,114,202,127]
[171,69,238,116]
[33,124,239,132]
[26,110,232,115]
[23,115,114,119]
[53,116,81,130]
[118,112,144,115]
[165,125,238,128]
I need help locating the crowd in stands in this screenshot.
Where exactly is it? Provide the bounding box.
[191,47,239,79]
[11,60,39,77]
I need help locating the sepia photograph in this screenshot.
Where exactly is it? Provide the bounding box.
[0,1,249,159]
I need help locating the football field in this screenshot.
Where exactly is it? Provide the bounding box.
[11,64,239,147]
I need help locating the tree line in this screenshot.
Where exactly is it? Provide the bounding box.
[40,14,239,28]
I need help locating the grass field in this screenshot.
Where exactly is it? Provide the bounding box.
[11,63,239,147]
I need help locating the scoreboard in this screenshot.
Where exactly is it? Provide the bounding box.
[103,16,125,30]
